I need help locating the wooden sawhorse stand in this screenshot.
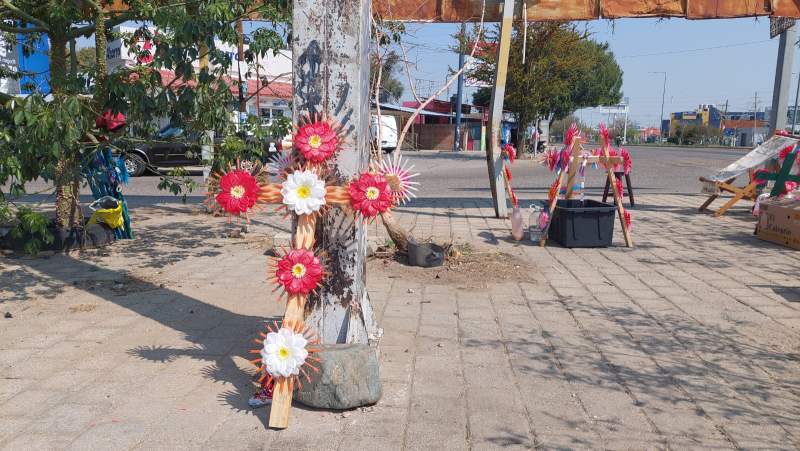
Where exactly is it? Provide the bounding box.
[539,136,634,248]
[603,171,635,207]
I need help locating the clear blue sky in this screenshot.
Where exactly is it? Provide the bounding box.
[398,18,792,128]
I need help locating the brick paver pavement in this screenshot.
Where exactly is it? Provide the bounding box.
[2,192,800,450]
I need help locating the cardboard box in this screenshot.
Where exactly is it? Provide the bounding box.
[757,197,800,250]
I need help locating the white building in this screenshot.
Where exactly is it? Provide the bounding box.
[106,26,292,122]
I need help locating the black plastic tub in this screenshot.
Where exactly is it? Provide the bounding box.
[549,199,616,248]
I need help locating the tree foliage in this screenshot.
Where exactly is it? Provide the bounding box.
[468,22,623,138]
[371,50,404,103]
[0,0,291,243]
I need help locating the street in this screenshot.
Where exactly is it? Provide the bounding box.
[15,146,750,209]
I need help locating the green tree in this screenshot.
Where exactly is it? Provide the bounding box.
[467,23,623,147]
[371,50,404,103]
[0,0,289,238]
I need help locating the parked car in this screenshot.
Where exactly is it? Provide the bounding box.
[115,125,283,176]
[370,114,398,153]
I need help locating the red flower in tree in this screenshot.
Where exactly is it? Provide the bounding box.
[95,110,127,132]
[349,172,392,218]
[275,249,325,295]
[295,120,339,163]
[215,169,261,216]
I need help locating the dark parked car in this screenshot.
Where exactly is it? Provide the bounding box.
[116,126,282,176]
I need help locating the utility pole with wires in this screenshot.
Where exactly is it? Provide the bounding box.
[453,21,466,152]
[753,92,759,147]
[769,25,796,135]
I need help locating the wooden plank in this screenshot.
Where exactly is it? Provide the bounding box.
[268,293,308,428]
[687,0,770,18]
[540,167,569,247]
[485,0,515,218]
[714,182,757,217]
[602,0,685,18]
[528,0,598,20]
[563,140,583,200]
[773,0,800,17]
[602,142,633,247]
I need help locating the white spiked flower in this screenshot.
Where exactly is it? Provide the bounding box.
[281,169,327,215]
[268,151,294,180]
[261,327,309,378]
[377,156,420,205]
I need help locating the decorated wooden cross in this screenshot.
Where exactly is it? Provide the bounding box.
[205,117,419,429]
[755,145,800,198]
[539,124,634,248]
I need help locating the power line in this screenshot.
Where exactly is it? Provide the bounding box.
[618,39,772,59]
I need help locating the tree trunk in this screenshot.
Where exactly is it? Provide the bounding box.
[50,34,83,229]
[293,0,379,344]
[381,211,409,252]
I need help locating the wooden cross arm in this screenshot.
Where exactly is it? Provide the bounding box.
[257,183,352,206]
[585,156,623,165]
[755,173,800,183]
[325,185,351,204]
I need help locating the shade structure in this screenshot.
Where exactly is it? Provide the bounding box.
[103,1,800,20]
[373,0,800,22]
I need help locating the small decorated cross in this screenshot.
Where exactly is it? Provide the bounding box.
[206,116,418,429]
[755,145,800,198]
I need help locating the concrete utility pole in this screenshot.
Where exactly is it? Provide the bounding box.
[453,22,466,153]
[292,0,378,344]
[486,0,515,218]
[769,25,797,135]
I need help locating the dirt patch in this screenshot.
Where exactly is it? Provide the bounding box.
[370,245,534,290]
[69,304,97,313]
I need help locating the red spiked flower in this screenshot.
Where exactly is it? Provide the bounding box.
[564,123,579,147]
[620,147,632,175]
[295,120,339,163]
[216,169,261,216]
[624,211,632,230]
[349,172,392,218]
[275,249,324,295]
[503,144,517,164]
[599,123,610,148]
[615,179,625,198]
[779,145,796,161]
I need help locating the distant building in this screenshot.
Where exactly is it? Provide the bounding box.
[0,24,51,95]
[107,25,292,123]
[721,119,769,147]
[667,104,724,136]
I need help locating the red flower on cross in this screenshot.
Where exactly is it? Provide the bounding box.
[349,172,393,218]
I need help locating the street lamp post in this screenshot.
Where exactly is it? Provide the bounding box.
[650,71,667,141]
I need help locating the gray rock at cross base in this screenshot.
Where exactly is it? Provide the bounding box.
[295,343,381,409]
